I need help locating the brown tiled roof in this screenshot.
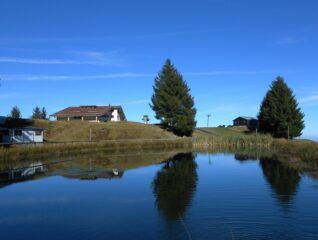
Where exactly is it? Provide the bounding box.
[51,105,124,118]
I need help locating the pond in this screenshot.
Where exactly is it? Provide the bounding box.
[0,152,317,240]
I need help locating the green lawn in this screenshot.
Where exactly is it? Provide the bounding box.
[194,126,250,138]
[33,120,178,142]
[33,120,253,142]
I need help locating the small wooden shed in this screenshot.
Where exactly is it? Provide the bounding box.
[0,117,44,144]
[233,116,258,130]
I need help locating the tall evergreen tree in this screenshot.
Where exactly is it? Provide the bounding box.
[151,59,196,136]
[10,106,21,118]
[258,76,305,138]
[32,106,42,119]
[41,107,47,120]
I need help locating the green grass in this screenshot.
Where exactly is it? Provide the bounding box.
[272,139,318,162]
[192,134,273,150]
[0,138,192,161]
[1,121,317,165]
[194,126,250,137]
[33,120,178,142]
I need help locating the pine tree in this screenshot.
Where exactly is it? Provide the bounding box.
[10,106,21,118]
[258,76,305,138]
[41,107,47,120]
[151,59,197,136]
[32,106,42,119]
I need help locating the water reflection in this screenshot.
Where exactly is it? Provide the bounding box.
[234,153,258,161]
[260,157,301,204]
[0,152,178,189]
[234,153,302,205]
[0,162,45,188]
[152,153,198,221]
[0,152,318,239]
[62,169,124,180]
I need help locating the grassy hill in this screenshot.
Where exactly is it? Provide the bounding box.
[32,120,251,142]
[33,120,178,142]
[193,126,249,138]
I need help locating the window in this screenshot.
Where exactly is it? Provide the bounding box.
[84,116,98,121]
[57,117,68,121]
[14,129,22,136]
[35,130,42,136]
[0,130,10,136]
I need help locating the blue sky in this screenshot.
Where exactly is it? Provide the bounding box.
[0,0,317,139]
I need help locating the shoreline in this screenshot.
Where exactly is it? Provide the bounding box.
[1,135,317,163]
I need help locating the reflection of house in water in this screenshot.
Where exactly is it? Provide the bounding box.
[0,162,45,188]
[0,158,125,188]
[62,169,124,180]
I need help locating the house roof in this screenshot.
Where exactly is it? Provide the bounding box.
[0,117,40,128]
[51,105,125,118]
[233,116,258,121]
[0,116,6,125]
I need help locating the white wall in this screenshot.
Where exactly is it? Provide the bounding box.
[111,109,120,122]
[9,129,43,144]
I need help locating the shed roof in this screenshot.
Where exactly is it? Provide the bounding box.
[0,117,40,128]
[51,105,124,117]
[0,126,44,130]
[0,116,6,125]
[233,116,258,121]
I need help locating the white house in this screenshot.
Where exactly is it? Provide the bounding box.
[0,117,44,144]
[0,127,44,144]
[51,105,126,123]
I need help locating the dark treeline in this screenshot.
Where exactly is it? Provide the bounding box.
[7,106,47,120]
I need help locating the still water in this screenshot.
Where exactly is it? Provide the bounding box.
[0,152,317,240]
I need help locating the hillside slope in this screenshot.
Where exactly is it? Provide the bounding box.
[34,120,178,142]
[193,126,249,138]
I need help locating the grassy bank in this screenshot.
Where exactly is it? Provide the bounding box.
[1,121,317,163]
[0,135,276,161]
[0,139,192,161]
[272,139,318,162]
[34,120,177,141]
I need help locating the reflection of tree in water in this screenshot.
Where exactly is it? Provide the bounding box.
[260,157,301,204]
[152,153,198,221]
[234,154,258,162]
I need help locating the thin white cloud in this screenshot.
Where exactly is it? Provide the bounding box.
[0,50,125,66]
[1,69,285,82]
[299,95,318,104]
[273,37,306,46]
[185,70,284,76]
[0,57,96,65]
[2,73,153,81]
[0,28,225,43]
[0,93,44,99]
[0,56,117,65]
[120,99,149,106]
[114,28,225,39]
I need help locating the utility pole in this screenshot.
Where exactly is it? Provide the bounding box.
[287,125,290,140]
[207,114,211,128]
